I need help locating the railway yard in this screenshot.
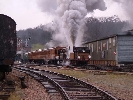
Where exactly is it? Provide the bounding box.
[0,64,132,100]
[1,3,133,100]
[7,29,133,100]
[2,0,133,99]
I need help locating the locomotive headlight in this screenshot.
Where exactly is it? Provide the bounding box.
[82,50,85,52]
[3,58,13,65]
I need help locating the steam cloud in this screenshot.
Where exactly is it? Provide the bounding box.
[37,0,106,50]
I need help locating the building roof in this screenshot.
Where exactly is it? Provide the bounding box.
[83,30,133,44]
[0,14,16,25]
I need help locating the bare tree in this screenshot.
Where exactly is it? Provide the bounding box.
[85,15,128,41]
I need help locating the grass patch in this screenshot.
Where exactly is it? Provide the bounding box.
[54,69,88,78]
[8,86,24,100]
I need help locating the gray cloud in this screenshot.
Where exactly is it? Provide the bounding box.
[112,0,133,21]
[86,0,107,12]
[37,0,57,14]
[37,0,107,15]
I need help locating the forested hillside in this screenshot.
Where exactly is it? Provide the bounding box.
[17,26,52,50]
[17,16,129,49]
[84,16,129,42]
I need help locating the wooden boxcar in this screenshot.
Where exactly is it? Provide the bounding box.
[83,30,133,66]
[0,14,17,80]
[0,14,16,69]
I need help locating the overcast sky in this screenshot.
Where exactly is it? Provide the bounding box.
[0,0,128,31]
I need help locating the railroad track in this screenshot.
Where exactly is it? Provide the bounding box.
[13,64,117,100]
[0,80,15,100]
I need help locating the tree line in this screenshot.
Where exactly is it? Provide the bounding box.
[17,16,129,50]
[17,26,52,49]
[84,15,129,42]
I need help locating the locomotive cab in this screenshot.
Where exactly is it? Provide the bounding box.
[70,47,90,66]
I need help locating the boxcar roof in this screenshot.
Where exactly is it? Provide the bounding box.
[83,30,133,44]
[0,14,16,24]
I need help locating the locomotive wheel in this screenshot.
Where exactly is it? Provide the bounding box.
[0,72,5,81]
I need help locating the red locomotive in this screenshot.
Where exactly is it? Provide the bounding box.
[27,46,90,66]
[28,46,67,65]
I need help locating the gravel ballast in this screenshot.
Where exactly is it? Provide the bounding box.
[7,65,133,100]
[35,66,133,100]
[7,70,50,100]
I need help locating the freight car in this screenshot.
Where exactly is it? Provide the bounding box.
[83,30,133,67]
[0,14,17,81]
[27,46,90,66]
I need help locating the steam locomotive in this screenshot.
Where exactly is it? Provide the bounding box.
[0,14,17,81]
[27,46,90,66]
